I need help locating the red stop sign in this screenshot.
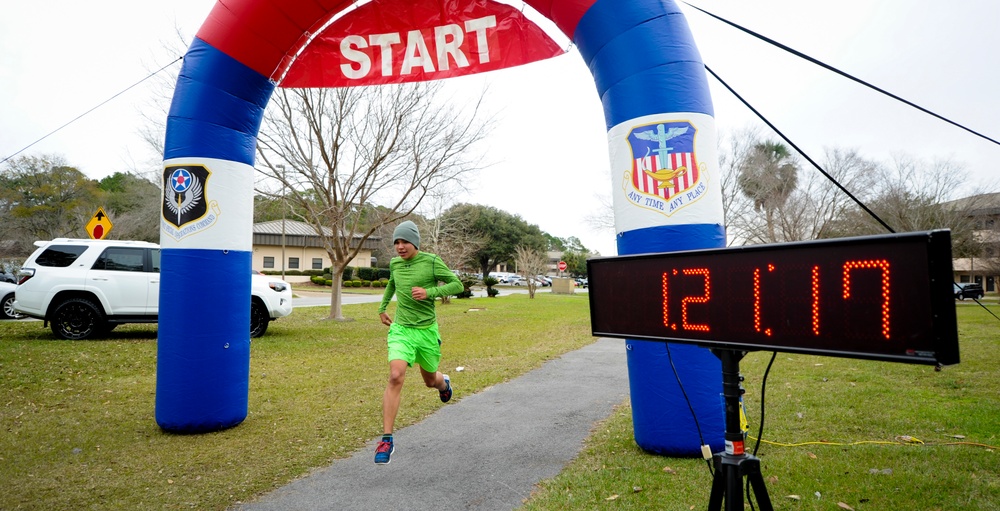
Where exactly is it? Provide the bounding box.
[557,261,567,271]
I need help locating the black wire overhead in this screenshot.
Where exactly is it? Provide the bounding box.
[683,2,1000,149]
[688,3,1000,322]
[0,56,183,166]
[705,64,896,234]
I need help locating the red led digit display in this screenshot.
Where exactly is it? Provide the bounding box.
[588,231,959,365]
[681,268,711,332]
[842,260,891,339]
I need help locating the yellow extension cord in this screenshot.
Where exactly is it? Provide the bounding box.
[740,401,997,450]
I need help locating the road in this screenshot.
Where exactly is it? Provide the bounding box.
[233,336,627,511]
[291,286,587,309]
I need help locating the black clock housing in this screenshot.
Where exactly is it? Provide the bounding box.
[588,230,959,365]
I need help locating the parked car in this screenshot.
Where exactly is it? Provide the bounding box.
[1,281,21,319]
[508,275,524,286]
[248,270,294,337]
[535,275,552,287]
[14,238,292,340]
[512,276,547,287]
[575,278,588,288]
[493,272,515,284]
[953,282,984,300]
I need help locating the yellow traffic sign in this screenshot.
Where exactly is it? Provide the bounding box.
[86,207,113,240]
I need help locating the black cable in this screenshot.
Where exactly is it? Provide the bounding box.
[665,343,714,476]
[705,39,1000,325]
[970,296,1000,321]
[752,352,777,457]
[705,65,896,234]
[0,56,184,166]
[743,351,776,511]
[683,2,1000,149]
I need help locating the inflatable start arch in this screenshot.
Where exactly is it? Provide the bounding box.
[158,0,725,455]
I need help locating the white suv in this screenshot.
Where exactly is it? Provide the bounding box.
[14,239,292,340]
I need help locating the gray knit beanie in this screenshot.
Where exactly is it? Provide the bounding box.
[392,220,420,249]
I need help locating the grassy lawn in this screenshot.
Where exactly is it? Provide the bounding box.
[2,296,998,510]
[0,293,594,510]
[521,303,1000,511]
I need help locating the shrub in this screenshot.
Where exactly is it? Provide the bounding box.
[456,277,476,299]
[358,267,377,281]
[342,267,355,281]
[483,276,499,298]
[352,280,363,287]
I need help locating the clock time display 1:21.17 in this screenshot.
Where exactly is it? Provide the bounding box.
[587,231,958,366]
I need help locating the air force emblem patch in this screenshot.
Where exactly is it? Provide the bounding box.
[623,121,707,216]
[162,164,219,240]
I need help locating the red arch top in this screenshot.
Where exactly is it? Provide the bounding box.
[522,0,597,38]
[195,0,597,81]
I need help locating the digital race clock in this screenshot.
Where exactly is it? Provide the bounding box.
[588,230,959,365]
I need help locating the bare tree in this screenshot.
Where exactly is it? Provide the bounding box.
[255,83,492,320]
[760,147,882,243]
[584,191,615,234]
[718,125,765,246]
[720,128,881,245]
[828,154,986,254]
[418,193,486,274]
[137,28,191,163]
[514,245,549,298]
[416,192,484,305]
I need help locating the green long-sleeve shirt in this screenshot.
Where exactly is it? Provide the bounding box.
[378,252,464,328]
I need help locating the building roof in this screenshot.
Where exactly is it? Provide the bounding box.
[253,219,380,240]
[943,192,1000,215]
[252,220,380,249]
[254,219,333,237]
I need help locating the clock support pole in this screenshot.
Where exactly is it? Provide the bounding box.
[708,349,773,511]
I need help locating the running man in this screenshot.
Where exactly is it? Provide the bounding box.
[375,220,464,464]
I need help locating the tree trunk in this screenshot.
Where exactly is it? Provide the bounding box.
[328,268,347,321]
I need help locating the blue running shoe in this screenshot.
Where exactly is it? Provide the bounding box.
[440,374,452,403]
[374,437,394,464]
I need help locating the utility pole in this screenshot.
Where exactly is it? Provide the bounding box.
[277,164,286,281]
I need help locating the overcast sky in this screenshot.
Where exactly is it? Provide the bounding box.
[2,0,998,257]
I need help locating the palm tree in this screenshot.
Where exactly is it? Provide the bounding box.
[737,141,799,242]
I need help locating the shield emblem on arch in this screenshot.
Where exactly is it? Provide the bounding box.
[162,164,210,229]
[627,121,700,202]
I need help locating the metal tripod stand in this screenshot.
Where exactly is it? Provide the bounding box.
[707,349,773,511]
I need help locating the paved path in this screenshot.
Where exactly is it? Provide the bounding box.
[291,287,587,309]
[234,337,629,511]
